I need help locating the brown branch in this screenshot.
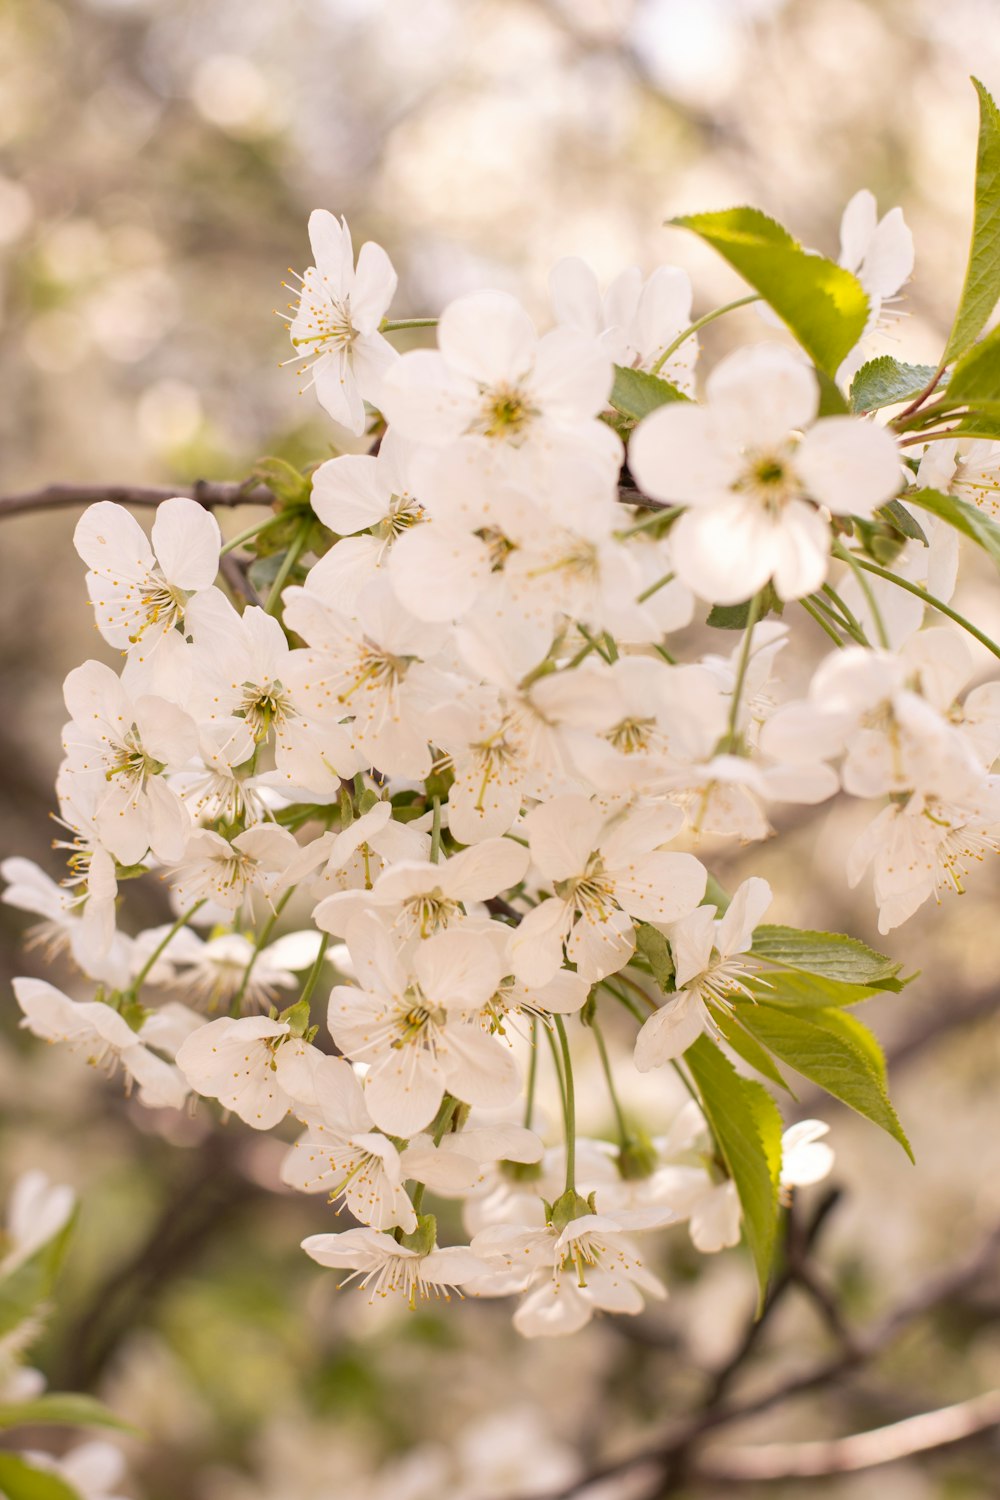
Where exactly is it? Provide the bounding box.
[0,480,276,521]
[695,1390,1000,1480]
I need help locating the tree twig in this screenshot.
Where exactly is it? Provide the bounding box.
[0,480,275,521]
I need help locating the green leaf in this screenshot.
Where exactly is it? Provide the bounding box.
[946,322,1000,410]
[634,922,674,990]
[877,499,928,546]
[850,357,938,413]
[750,925,903,988]
[669,207,868,374]
[739,1005,912,1158]
[254,455,312,508]
[709,1006,793,1092]
[0,1455,81,1500]
[746,971,880,1010]
[685,1036,783,1306]
[944,78,1000,362]
[815,367,850,416]
[954,410,1000,439]
[0,1394,134,1432]
[706,581,782,630]
[905,487,1000,569]
[0,1213,76,1343]
[609,365,689,421]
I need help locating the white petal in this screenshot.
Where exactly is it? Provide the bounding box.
[633,991,707,1069]
[706,344,818,450]
[796,417,902,516]
[151,497,221,590]
[628,404,737,505]
[438,290,536,386]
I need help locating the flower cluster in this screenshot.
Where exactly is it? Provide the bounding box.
[9,151,1000,1336]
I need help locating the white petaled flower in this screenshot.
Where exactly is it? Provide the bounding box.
[288,800,430,898]
[781,1120,835,1194]
[838,188,914,378]
[1,853,125,987]
[380,290,621,492]
[550,256,698,392]
[74,498,220,659]
[327,915,519,1136]
[313,837,529,940]
[634,877,772,1067]
[60,660,196,866]
[286,210,398,434]
[628,344,902,603]
[918,436,1000,524]
[166,927,323,1011]
[471,1207,675,1338]
[167,824,300,915]
[302,1226,488,1307]
[175,1016,327,1129]
[13,978,188,1110]
[0,1170,75,1276]
[281,577,451,780]
[281,1055,416,1232]
[511,796,707,987]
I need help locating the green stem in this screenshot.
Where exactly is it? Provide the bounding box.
[637,570,675,604]
[599,980,648,1025]
[576,624,613,664]
[590,1016,629,1145]
[220,511,284,556]
[229,888,293,1015]
[833,543,889,648]
[615,505,681,539]
[821,582,870,645]
[650,294,760,376]
[523,1018,539,1129]
[297,932,331,1009]
[553,1016,577,1194]
[799,595,847,647]
[727,590,764,741]
[265,523,311,615]
[409,1095,459,1215]
[126,901,205,998]
[847,554,1000,662]
[429,796,442,864]
[543,1021,568,1124]
[382,318,439,331]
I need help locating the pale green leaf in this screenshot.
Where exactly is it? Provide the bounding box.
[905,486,1000,569]
[0,1213,76,1343]
[610,365,689,421]
[739,1005,912,1158]
[946,322,1000,411]
[669,207,868,374]
[944,78,1000,362]
[0,1455,81,1500]
[746,971,879,1010]
[685,1036,783,1306]
[750,925,903,988]
[633,922,674,991]
[709,1007,793,1093]
[0,1394,134,1432]
[850,356,937,413]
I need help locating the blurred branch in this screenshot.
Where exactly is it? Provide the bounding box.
[695,1390,1000,1480]
[520,1214,1000,1500]
[0,481,275,521]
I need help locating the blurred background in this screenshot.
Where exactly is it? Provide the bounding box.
[4,1,1000,1496]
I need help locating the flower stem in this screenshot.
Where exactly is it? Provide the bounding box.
[845,554,1000,662]
[382,318,439,331]
[553,1015,577,1194]
[523,1017,539,1129]
[219,511,284,556]
[265,522,311,615]
[430,795,442,864]
[650,293,760,377]
[229,888,294,1015]
[727,590,764,742]
[799,595,847,647]
[820,582,870,646]
[297,931,331,1009]
[833,543,890,647]
[126,900,205,999]
[590,1015,629,1145]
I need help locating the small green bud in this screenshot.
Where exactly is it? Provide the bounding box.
[278,998,312,1037]
[398,1213,437,1256]
[549,1189,595,1232]
[616,1132,659,1181]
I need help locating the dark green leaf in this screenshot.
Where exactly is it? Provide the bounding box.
[944,78,1000,362]
[685,1036,783,1306]
[816,368,850,416]
[670,207,868,374]
[750,925,903,987]
[0,1455,81,1500]
[609,365,689,421]
[739,1005,912,1158]
[634,923,674,990]
[0,1394,134,1432]
[706,581,782,630]
[850,357,938,413]
[905,486,1000,569]
[954,410,1000,439]
[746,971,880,1009]
[946,322,1000,410]
[877,499,928,546]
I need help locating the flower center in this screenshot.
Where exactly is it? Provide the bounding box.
[476,383,536,441]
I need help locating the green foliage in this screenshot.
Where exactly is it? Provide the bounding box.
[850,357,938,412]
[944,78,1000,362]
[0,1394,133,1433]
[946,322,1000,411]
[685,1036,783,1306]
[706,581,782,629]
[876,499,929,546]
[749,925,903,988]
[709,1007,792,1092]
[634,922,675,989]
[609,365,689,421]
[905,486,1000,569]
[0,1455,80,1500]
[669,207,869,374]
[738,1004,912,1159]
[815,367,850,416]
[0,1212,76,1342]
[747,970,882,1010]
